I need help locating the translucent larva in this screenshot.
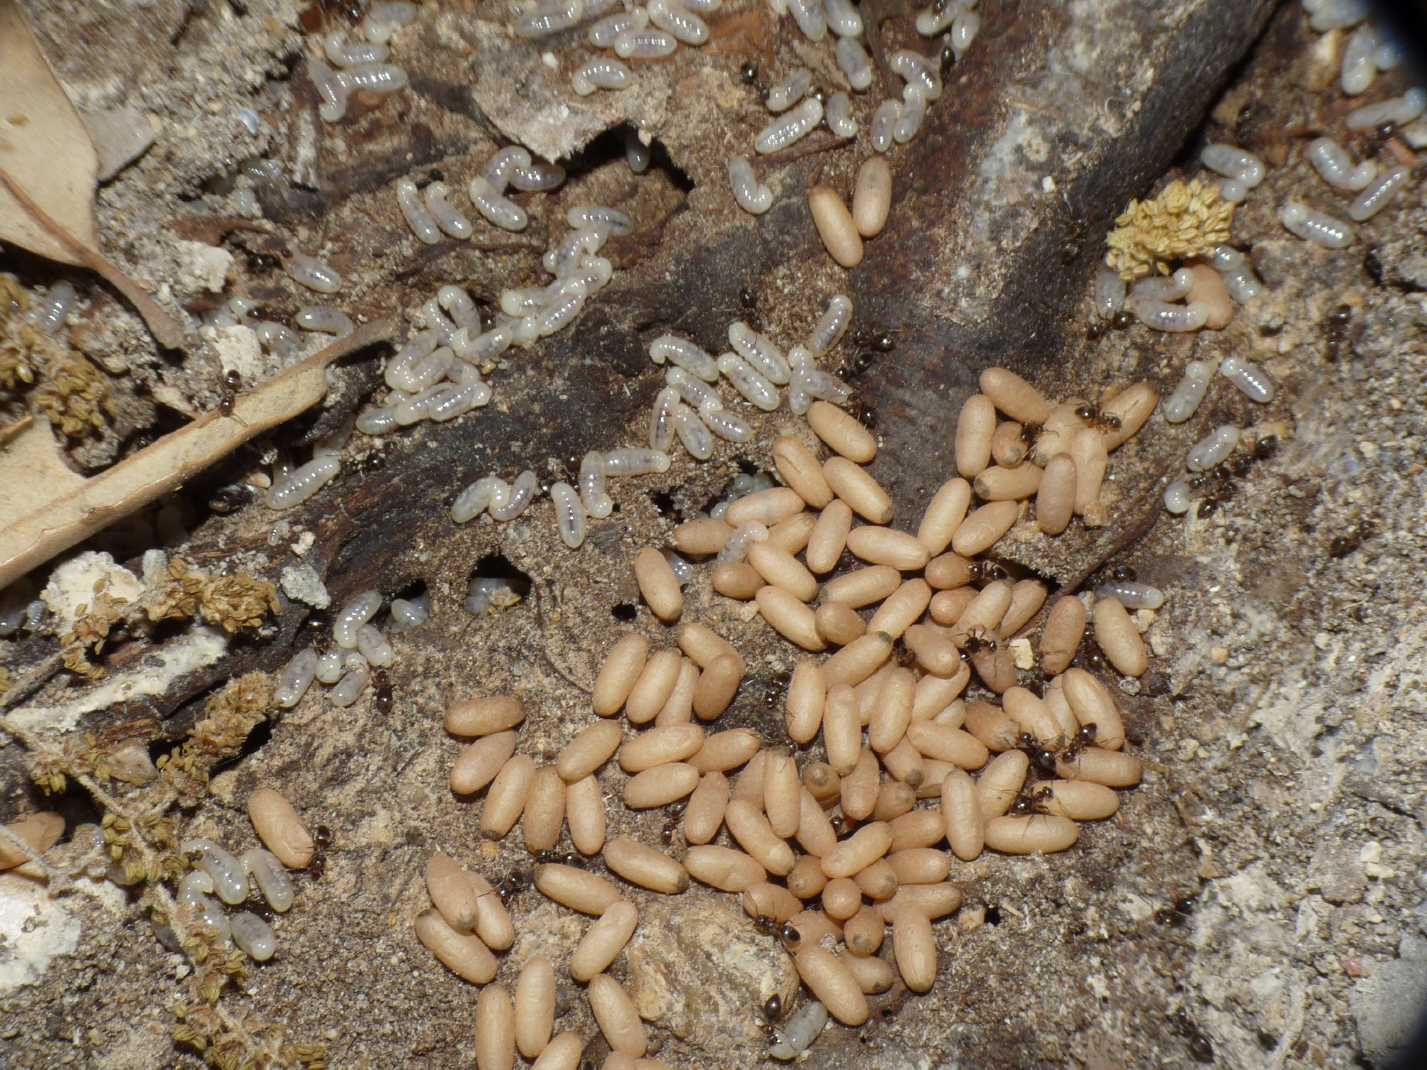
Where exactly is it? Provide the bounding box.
[453,322,515,361]
[718,352,780,411]
[951,10,980,58]
[723,153,773,215]
[672,403,715,460]
[1163,479,1192,515]
[1340,22,1379,96]
[770,1000,828,1060]
[649,334,719,381]
[184,839,249,904]
[551,482,587,548]
[728,321,790,383]
[569,205,634,236]
[1200,143,1265,188]
[295,305,355,336]
[573,58,633,95]
[825,0,863,36]
[786,0,827,42]
[324,31,388,67]
[389,596,429,631]
[1130,267,1194,303]
[647,0,708,44]
[468,176,529,232]
[274,648,318,708]
[889,49,942,101]
[1132,299,1210,332]
[515,0,584,39]
[575,451,611,520]
[590,9,648,46]
[308,59,351,123]
[604,447,672,476]
[808,294,853,355]
[545,226,610,275]
[329,653,371,707]
[451,475,506,523]
[1305,138,1375,192]
[360,2,418,44]
[915,2,958,37]
[624,127,651,173]
[1219,355,1275,403]
[894,86,926,144]
[333,591,382,650]
[31,281,75,334]
[315,650,344,684]
[755,97,824,154]
[1210,245,1263,304]
[490,471,537,521]
[613,28,678,58]
[1348,167,1409,223]
[1278,200,1354,248]
[396,177,440,243]
[537,286,587,337]
[484,146,532,193]
[1187,425,1241,472]
[285,253,342,293]
[1091,268,1126,319]
[241,847,295,912]
[509,159,565,192]
[1094,580,1165,610]
[224,911,274,962]
[340,63,409,94]
[1162,360,1213,423]
[836,36,873,91]
[870,99,901,153]
[766,70,813,113]
[715,522,769,565]
[790,362,851,411]
[1345,87,1425,130]
[423,182,473,238]
[699,400,753,443]
[177,871,229,942]
[265,455,340,509]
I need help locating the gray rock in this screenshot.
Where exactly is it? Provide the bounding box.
[1352,934,1427,1066]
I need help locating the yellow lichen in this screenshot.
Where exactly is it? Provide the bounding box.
[149,559,280,635]
[1105,177,1235,281]
[159,672,274,805]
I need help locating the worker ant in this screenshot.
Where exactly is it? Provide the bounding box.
[740,61,758,85]
[959,626,998,658]
[218,369,241,416]
[497,869,531,904]
[308,824,332,880]
[660,802,686,845]
[969,560,1007,584]
[852,327,896,353]
[1074,401,1121,434]
[373,669,393,714]
[1016,732,1059,776]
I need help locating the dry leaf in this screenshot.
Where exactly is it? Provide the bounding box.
[0,0,100,265]
[0,0,185,349]
[0,320,395,590]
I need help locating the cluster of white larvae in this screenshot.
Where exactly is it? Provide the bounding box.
[168,785,327,963]
[1279,2,1422,246]
[402,360,1171,1068]
[307,2,419,123]
[272,592,428,709]
[397,145,569,242]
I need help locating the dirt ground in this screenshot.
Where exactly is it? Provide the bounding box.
[2,1,1426,1068]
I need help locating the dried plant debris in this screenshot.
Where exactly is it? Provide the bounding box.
[1105,177,1236,280]
[158,672,275,805]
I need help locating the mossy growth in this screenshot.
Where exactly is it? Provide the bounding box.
[1105,177,1235,281]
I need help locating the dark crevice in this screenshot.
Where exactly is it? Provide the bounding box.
[469,554,533,602]
[610,602,637,622]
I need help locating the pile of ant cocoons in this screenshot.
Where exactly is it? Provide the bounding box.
[410,356,1184,1065]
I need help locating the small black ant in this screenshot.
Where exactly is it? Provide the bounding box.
[207,484,253,515]
[969,560,1006,584]
[1110,309,1134,330]
[1016,732,1059,776]
[373,670,393,714]
[1110,564,1136,582]
[762,993,783,1023]
[1074,401,1121,433]
[740,61,758,85]
[1323,303,1353,360]
[939,41,956,81]
[1363,247,1384,285]
[1019,421,1042,445]
[1087,318,1107,340]
[218,369,241,416]
[739,287,756,310]
[1060,723,1097,764]
[497,869,531,903]
[853,327,896,353]
[308,825,332,880]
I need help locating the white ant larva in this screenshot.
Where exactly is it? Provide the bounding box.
[894,86,927,144]
[836,36,873,91]
[580,451,615,518]
[573,57,633,96]
[241,848,294,912]
[951,10,981,59]
[589,9,648,47]
[729,322,790,384]
[1345,87,1425,130]
[230,912,276,962]
[467,176,528,232]
[1162,360,1213,423]
[315,650,344,684]
[718,352,780,411]
[30,281,75,334]
[514,0,584,39]
[451,475,508,524]
[648,0,709,45]
[184,839,249,904]
[648,389,679,452]
[673,402,715,460]
[755,97,824,155]
[1305,138,1376,192]
[766,69,813,113]
[333,591,383,649]
[604,447,672,476]
[308,59,350,123]
[826,92,858,138]
[490,471,538,521]
[323,31,388,67]
[1219,355,1275,403]
[807,294,853,355]
[483,146,531,193]
[338,63,408,95]
[1163,479,1192,515]
[509,158,565,192]
[786,0,827,42]
[295,306,355,336]
[1093,580,1166,610]
[1348,167,1409,223]
[1278,200,1354,248]
[284,253,342,293]
[568,205,634,236]
[423,182,473,238]
[613,28,678,59]
[551,482,588,548]
[1131,299,1209,333]
[361,2,418,44]
[728,156,774,215]
[355,623,394,668]
[1093,268,1126,319]
[651,334,720,381]
[1186,425,1240,471]
[274,649,319,708]
[1200,144,1265,189]
[265,455,341,509]
[329,652,371,707]
[1340,22,1379,96]
[1210,246,1263,304]
[889,50,942,101]
[666,365,723,410]
[871,99,902,153]
[826,0,863,37]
